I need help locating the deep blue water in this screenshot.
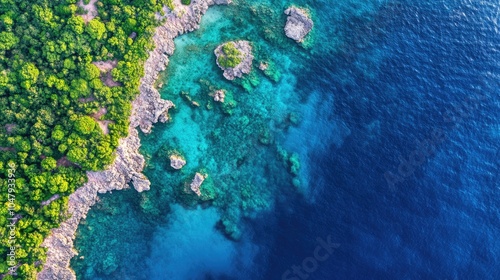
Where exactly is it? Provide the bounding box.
[261,0,500,279]
[72,0,500,279]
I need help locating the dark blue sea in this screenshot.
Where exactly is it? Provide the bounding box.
[71,0,500,279]
[264,0,500,279]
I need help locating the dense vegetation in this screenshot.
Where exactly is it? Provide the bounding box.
[217,42,243,68]
[0,0,170,278]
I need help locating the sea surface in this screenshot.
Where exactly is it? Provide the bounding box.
[71,0,500,279]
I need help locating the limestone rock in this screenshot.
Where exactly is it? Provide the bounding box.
[190,172,207,196]
[169,154,186,169]
[284,7,313,43]
[258,62,269,71]
[214,41,253,80]
[212,90,226,102]
[38,1,230,279]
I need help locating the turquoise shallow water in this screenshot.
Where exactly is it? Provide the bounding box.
[65,0,500,279]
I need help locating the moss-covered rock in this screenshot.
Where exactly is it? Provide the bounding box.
[215,40,254,80]
[217,42,243,68]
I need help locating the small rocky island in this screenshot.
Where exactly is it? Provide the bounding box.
[169,153,186,170]
[190,172,207,196]
[214,41,253,80]
[284,6,313,43]
[210,89,226,103]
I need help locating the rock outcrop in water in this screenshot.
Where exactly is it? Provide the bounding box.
[38,1,231,279]
[170,154,186,170]
[190,172,207,196]
[211,89,226,102]
[215,40,253,80]
[284,6,313,43]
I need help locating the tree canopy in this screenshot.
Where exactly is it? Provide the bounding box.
[0,0,170,278]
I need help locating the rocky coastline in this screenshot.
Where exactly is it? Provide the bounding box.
[214,40,253,80]
[38,0,231,279]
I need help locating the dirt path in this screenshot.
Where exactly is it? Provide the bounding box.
[93,60,121,87]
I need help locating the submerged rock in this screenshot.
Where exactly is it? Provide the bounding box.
[284,6,313,43]
[169,154,186,169]
[190,172,207,196]
[214,41,253,80]
[180,91,201,107]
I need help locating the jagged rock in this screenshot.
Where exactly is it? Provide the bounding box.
[169,154,186,169]
[214,41,253,80]
[38,1,231,279]
[258,62,269,71]
[131,172,151,192]
[190,172,207,196]
[284,7,313,43]
[212,90,226,102]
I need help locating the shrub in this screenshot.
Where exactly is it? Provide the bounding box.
[165,0,175,10]
[217,42,243,68]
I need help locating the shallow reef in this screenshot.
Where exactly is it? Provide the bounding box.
[69,0,388,278]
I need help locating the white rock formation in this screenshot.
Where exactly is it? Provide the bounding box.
[284,7,313,43]
[38,1,231,279]
[169,154,186,170]
[212,89,226,102]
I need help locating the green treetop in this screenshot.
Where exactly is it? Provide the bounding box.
[217,42,243,68]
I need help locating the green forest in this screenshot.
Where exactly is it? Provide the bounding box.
[0,0,170,278]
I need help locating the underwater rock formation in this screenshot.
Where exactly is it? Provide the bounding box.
[180,91,201,107]
[215,41,253,80]
[190,172,207,196]
[170,154,186,169]
[284,6,313,43]
[39,0,231,279]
